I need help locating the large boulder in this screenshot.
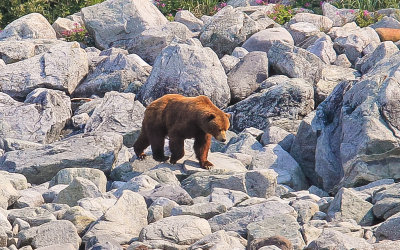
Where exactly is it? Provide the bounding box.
[287,13,333,33]
[50,168,107,193]
[175,10,204,32]
[83,190,148,244]
[138,39,230,108]
[84,92,145,147]
[118,22,194,65]
[322,3,358,27]
[355,41,399,74]
[0,89,71,145]
[312,51,400,191]
[0,133,123,184]
[242,27,294,53]
[72,53,150,97]
[268,41,324,85]
[200,6,261,57]
[54,177,103,207]
[0,13,56,41]
[227,51,268,102]
[307,229,373,250]
[81,0,168,49]
[225,75,314,133]
[0,41,88,99]
[139,215,212,248]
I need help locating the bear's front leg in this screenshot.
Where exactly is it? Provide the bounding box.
[169,137,185,164]
[194,133,213,169]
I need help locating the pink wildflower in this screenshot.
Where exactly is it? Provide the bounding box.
[255,0,263,4]
[349,9,355,14]
[363,10,369,16]
[221,2,227,7]
[304,2,311,7]
[161,3,165,7]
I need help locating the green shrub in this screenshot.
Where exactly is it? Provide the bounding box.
[267,4,295,24]
[333,0,400,11]
[61,22,94,46]
[154,0,226,18]
[292,0,324,14]
[0,0,105,28]
[355,9,383,27]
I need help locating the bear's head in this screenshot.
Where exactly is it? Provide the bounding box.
[203,112,231,142]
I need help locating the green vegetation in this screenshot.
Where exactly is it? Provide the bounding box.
[332,0,400,11]
[154,0,226,18]
[0,0,104,28]
[355,9,383,27]
[266,4,295,25]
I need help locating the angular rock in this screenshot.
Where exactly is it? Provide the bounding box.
[322,3,358,27]
[171,202,227,219]
[372,183,400,219]
[260,126,295,153]
[200,6,261,57]
[114,175,159,196]
[355,41,399,74]
[50,168,107,193]
[209,188,249,209]
[247,214,305,250]
[0,13,56,41]
[371,16,400,30]
[251,144,308,191]
[120,22,193,65]
[143,168,180,186]
[139,215,212,247]
[189,230,245,250]
[288,13,333,33]
[227,51,268,102]
[209,200,297,236]
[140,184,193,206]
[220,55,240,73]
[175,10,204,32]
[52,17,78,38]
[60,206,97,235]
[85,235,123,250]
[307,228,373,250]
[291,200,319,224]
[183,152,247,174]
[287,22,321,46]
[0,171,28,191]
[315,65,360,104]
[73,53,150,97]
[8,207,56,227]
[334,54,352,67]
[242,27,294,53]
[83,190,148,244]
[14,189,44,209]
[0,89,71,145]
[81,0,167,49]
[0,178,20,209]
[307,35,337,64]
[226,75,314,133]
[138,39,230,109]
[77,197,117,219]
[42,185,68,203]
[327,188,374,226]
[268,41,324,85]
[17,220,81,249]
[148,197,178,223]
[232,47,249,59]
[84,92,145,147]
[0,132,123,184]
[54,177,103,207]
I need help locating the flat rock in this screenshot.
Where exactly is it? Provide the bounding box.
[242,27,294,53]
[8,207,56,227]
[171,202,227,219]
[0,132,123,184]
[50,168,107,193]
[54,177,103,207]
[189,230,245,250]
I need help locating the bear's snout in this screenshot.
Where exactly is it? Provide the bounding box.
[215,132,227,142]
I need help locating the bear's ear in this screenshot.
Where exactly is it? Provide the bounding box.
[207,114,216,121]
[225,113,231,119]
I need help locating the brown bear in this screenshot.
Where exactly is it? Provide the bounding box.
[133,94,230,169]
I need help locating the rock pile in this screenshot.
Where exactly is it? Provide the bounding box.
[1,0,400,249]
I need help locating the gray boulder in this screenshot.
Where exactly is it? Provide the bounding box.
[371,16,400,29]
[73,53,150,97]
[327,188,374,226]
[227,51,268,102]
[0,178,20,209]
[288,13,333,33]
[209,188,249,209]
[0,13,56,41]
[260,126,295,152]
[372,183,400,219]
[54,177,103,207]
[84,92,145,147]
[8,207,56,227]
[287,22,321,46]
[78,197,117,219]
[189,230,245,250]
[83,190,148,244]
[148,197,179,223]
[355,41,399,74]
[268,41,324,85]
[247,214,305,250]
[0,42,88,99]
[226,75,314,133]
[307,35,337,64]
[0,89,71,145]
[0,133,123,184]
[200,6,261,57]
[81,0,167,49]
[307,229,373,250]
[120,22,194,65]
[175,10,204,32]
[14,189,44,208]
[139,184,193,206]
[209,200,297,236]
[139,215,212,247]
[138,39,230,108]
[322,3,358,27]
[242,27,294,53]
[50,168,107,193]
[376,212,400,241]
[171,202,227,219]
[60,206,97,235]
[220,55,240,73]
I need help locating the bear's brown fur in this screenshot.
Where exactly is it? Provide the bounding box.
[248,235,293,250]
[133,94,230,169]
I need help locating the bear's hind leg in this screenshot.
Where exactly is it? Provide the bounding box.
[169,137,185,164]
[133,129,150,160]
[194,133,213,169]
[149,131,169,162]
